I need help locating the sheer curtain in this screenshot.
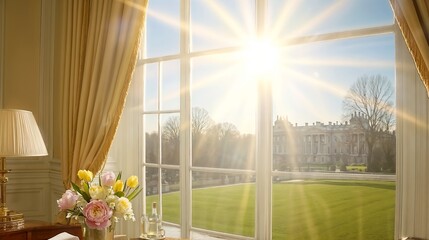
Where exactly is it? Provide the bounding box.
[59,0,148,188]
[391,0,429,239]
[391,0,429,94]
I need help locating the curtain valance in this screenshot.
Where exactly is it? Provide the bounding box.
[391,0,429,95]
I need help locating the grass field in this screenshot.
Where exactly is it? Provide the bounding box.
[147,180,395,240]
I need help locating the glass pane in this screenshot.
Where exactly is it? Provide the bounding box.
[146,0,180,58]
[161,60,180,111]
[146,168,181,237]
[271,35,395,239]
[144,63,158,112]
[145,114,159,164]
[192,172,255,237]
[191,53,256,169]
[146,167,160,198]
[161,113,180,165]
[190,0,255,52]
[161,169,180,223]
[273,35,395,134]
[268,0,393,39]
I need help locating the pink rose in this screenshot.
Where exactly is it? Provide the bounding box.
[101,171,116,187]
[83,200,112,229]
[57,190,78,210]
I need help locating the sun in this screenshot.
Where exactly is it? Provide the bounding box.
[241,38,281,79]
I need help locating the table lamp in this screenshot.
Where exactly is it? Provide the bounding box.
[0,109,48,231]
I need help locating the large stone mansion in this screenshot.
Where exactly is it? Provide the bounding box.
[273,113,373,170]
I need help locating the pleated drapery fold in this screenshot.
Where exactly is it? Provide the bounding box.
[59,0,148,188]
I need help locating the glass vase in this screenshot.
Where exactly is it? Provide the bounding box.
[81,220,115,240]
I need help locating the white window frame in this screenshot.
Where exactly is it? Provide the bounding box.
[138,0,397,239]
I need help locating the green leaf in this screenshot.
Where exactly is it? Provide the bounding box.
[123,180,128,191]
[71,182,91,202]
[81,191,91,203]
[127,187,143,201]
[71,182,82,194]
[116,171,122,181]
[115,191,125,198]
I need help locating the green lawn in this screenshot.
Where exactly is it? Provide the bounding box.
[147,180,395,240]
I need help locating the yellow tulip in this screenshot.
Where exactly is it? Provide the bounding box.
[126,175,139,188]
[77,170,93,182]
[113,180,124,192]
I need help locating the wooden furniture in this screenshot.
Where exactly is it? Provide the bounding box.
[130,238,186,240]
[130,238,185,240]
[0,220,82,240]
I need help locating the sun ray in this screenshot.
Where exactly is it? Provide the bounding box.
[270,1,346,38]
[187,0,256,50]
[289,57,394,69]
[146,3,240,49]
[291,1,346,37]
[146,5,182,30]
[203,0,251,39]
[270,0,300,38]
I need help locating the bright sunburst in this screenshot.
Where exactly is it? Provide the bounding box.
[146,0,394,131]
[241,38,281,79]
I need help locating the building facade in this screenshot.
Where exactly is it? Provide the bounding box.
[273,114,369,171]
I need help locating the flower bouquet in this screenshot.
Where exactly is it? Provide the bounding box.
[57,170,142,239]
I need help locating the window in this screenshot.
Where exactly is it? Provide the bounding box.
[141,0,395,239]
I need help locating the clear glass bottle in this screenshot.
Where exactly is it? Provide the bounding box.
[147,202,161,238]
[140,213,148,238]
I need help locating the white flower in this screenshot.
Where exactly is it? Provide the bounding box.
[76,195,87,207]
[89,185,107,200]
[115,197,133,217]
[106,195,119,209]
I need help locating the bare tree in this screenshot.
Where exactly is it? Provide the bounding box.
[160,107,214,166]
[192,107,214,137]
[162,116,180,143]
[161,107,214,141]
[208,122,240,141]
[343,74,394,172]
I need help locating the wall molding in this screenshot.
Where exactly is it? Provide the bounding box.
[39,0,55,154]
[7,184,49,220]
[49,157,64,222]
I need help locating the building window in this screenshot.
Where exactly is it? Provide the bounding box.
[141,0,395,239]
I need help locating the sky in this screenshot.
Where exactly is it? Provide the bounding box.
[143,0,395,134]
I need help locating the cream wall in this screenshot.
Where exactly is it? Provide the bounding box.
[3,0,40,114]
[0,0,138,227]
[0,0,59,223]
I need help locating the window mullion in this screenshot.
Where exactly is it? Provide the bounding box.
[256,78,273,240]
[180,0,192,239]
[255,0,272,239]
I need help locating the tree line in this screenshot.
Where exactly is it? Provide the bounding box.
[145,74,395,173]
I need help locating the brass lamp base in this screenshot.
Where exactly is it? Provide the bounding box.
[0,208,24,231]
[0,157,25,232]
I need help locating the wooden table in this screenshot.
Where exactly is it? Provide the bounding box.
[130,238,186,240]
[0,220,82,240]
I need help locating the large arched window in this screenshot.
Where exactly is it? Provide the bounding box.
[139,0,395,239]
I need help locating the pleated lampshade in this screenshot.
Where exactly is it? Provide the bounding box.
[0,109,47,157]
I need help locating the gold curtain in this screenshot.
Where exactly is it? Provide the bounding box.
[390,0,429,95]
[60,0,148,188]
